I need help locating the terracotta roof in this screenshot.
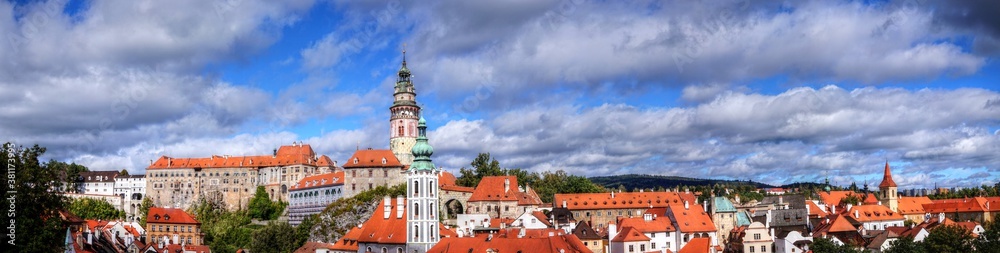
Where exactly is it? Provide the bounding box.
[289,171,345,191]
[315,155,334,167]
[553,192,696,211]
[955,221,981,236]
[617,215,676,233]
[439,171,458,186]
[846,205,904,222]
[148,144,323,169]
[146,207,199,224]
[342,149,403,168]
[818,191,854,206]
[863,193,879,205]
[330,226,363,251]
[146,243,211,253]
[357,198,407,244]
[468,176,542,205]
[678,237,711,253]
[897,197,932,215]
[985,197,1000,211]
[428,230,593,253]
[294,241,337,253]
[879,162,897,188]
[532,211,553,227]
[818,214,857,233]
[612,226,651,242]
[806,201,828,217]
[666,203,716,233]
[923,198,986,213]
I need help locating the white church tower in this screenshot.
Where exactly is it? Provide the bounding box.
[406,117,439,252]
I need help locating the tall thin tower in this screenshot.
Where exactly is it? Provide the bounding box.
[406,117,439,253]
[390,49,420,165]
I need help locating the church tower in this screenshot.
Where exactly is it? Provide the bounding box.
[406,117,439,253]
[879,161,899,212]
[390,50,420,165]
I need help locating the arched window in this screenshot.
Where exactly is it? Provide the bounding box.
[398,126,404,136]
[414,202,420,217]
[428,181,435,196]
[413,225,420,239]
[414,180,420,194]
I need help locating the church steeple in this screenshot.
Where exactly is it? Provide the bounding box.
[390,48,420,165]
[879,161,899,212]
[410,117,435,171]
[406,118,439,253]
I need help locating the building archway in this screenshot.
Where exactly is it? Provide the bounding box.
[445,199,464,219]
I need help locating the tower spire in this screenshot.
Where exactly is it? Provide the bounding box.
[879,161,896,188]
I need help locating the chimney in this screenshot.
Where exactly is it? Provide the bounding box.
[938,212,945,222]
[831,205,836,214]
[704,201,709,213]
[396,196,405,219]
[766,210,772,228]
[383,196,391,219]
[878,201,882,206]
[611,191,615,198]
[854,210,860,218]
[847,203,853,211]
[562,200,567,208]
[684,201,690,210]
[504,178,510,193]
[273,149,277,158]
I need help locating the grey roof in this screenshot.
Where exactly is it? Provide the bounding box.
[760,195,806,209]
[770,209,809,227]
[572,221,603,240]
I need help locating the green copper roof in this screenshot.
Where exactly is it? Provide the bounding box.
[713,197,737,213]
[736,211,752,227]
[410,117,435,171]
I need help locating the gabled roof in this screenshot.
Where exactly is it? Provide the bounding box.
[985,197,1000,211]
[618,215,676,233]
[612,226,651,242]
[817,214,858,233]
[148,144,323,169]
[678,237,711,253]
[357,198,407,244]
[532,211,553,227]
[666,203,717,233]
[923,198,986,213]
[343,149,403,168]
[572,221,603,240]
[863,193,879,205]
[806,201,828,217]
[146,207,199,224]
[330,226,363,251]
[468,176,542,204]
[315,155,334,167]
[289,171,345,191]
[294,241,337,253]
[897,197,932,215]
[818,191,854,206]
[735,211,752,227]
[770,209,809,227]
[879,162,897,188]
[847,205,904,222]
[553,192,696,211]
[760,195,806,209]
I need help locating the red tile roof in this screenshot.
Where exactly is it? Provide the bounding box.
[897,197,932,215]
[294,241,337,253]
[553,192,697,211]
[678,237,711,253]
[806,201,828,217]
[879,162,897,188]
[343,149,403,168]
[148,144,323,169]
[612,226,651,242]
[818,191,854,206]
[923,198,986,213]
[468,176,542,205]
[351,197,454,245]
[146,207,199,224]
[667,203,716,233]
[817,214,857,233]
[438,171,474,192]
[532,211,553,227]
[315,155,334,167]
[846,204,904,222]
[428,230,593,253]
[330,226,363,251]
[863,193,879,205]
[985,197,1000,211]
[617,215,676,233]
[289,171,345,191]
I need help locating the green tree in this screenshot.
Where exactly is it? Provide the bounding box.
[138,197,154,227]
[532,170,605,203]
[922,224,974,253]
[46,160,89,192]
[119,169,129,176]
[68,198,124,220]
[455,153,504,187]
[811,237,862,253]
[840,194,862,206]
[247,186,285,220]
[2,143,76,252]
[250,221,302,253]
[883,236,926,253]
[974,215,1000,253]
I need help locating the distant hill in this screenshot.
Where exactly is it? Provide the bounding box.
[779,182,826,189]
[589,174,774,190]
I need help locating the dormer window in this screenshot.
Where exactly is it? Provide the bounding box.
[154,214,161,220]
[354,158,359,164]
[382,158,387,164]
[164,215,170,220]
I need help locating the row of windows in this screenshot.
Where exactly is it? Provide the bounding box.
[575,210,633,218]
[749,245,768,252]
[150,224,196,233]
[150,235,196,245]
[151,171,251,178]
[291,188,342,198]
[350,169,394,178]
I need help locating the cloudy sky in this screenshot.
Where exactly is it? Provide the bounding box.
[2,0,998,189]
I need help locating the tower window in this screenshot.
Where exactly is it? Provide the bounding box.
[398,126,404,137]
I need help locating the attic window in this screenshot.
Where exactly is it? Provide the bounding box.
[164,215,170,220]
[154,214,161,220]
[382,158,387,164]
[354,158,359,164]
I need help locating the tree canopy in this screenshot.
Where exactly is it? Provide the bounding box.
[247,186,287,220]
[454,153,604,203]
[68,198,124,220]
[2,143,82,252]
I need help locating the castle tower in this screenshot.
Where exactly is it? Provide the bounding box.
[879,161,899,212]
[390,49,421,165]
[406,117,439,253]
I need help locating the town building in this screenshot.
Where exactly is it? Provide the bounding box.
[115,174,146,222]
[608,212,678,252]
[741,222,772,253]
[710,196,738,247]
[465,175,543,219]
[288,171,345,226]
[665,201,719,250]
[572,221,604,253]
[341,149,406,197]
[77,171,120,195]
[145,207,203,246]
[878,162,899,213]
[553,191,697,231]
[428,228,592,253]
[145,143,337,210]
[437,171,474,226]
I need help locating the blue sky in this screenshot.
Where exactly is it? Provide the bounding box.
[1,0,998,189]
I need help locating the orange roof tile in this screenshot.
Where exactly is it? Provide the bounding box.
[294,241,337,253]
[532,211,553,227]
[146,207,199,225]
[330,226,363,251]
[612,226,651,242]
[468,176,542,204]
[148,144,324,169]
[923,198,986,213]
[357,198,408,244]
[553,192,697,211]
[617,215,676,233]
[879,162,897,188]
[315,155,334,167]
[846,205,904,222]
[667,203,716,233]
[343,149,403,168]
[806,201,829,217]
[429,230,593,253]
[897,197,932,215]
[439,171,457,186]
[863,193,879,205]
[984,197,1000,211]
[289,171,345,191]
[818,191,854,206]
[678,237,711,253]
[821,214,858,233]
